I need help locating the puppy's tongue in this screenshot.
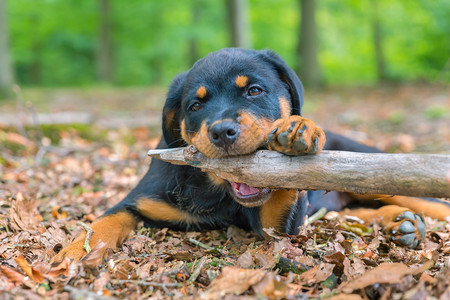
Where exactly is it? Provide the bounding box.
[231,182,260,196]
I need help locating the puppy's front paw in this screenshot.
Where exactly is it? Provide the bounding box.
[51,239,89,266]
[267,116,325,156]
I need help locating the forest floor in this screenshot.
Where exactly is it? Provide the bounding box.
[0,84,449,299]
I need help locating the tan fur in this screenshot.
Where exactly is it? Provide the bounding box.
[180,119,192,144]
[187,112,273,158]
[137,198,197,223]
[269,115,326,154]
[235,75,249,88]
[278,97,291,119]
[348,194,450,221]
[260,190,299,230]
[196,86,207,98]
[51,212,137,264]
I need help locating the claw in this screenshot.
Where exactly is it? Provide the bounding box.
[309,137,318,154]
[267,128,278,144]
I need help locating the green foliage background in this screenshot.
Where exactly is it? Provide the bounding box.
[8,0,450,87]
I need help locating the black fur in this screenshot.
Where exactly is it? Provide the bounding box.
[104,48,448,237]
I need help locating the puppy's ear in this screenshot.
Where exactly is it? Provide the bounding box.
[162,72,188,148]
[258,50,304,116]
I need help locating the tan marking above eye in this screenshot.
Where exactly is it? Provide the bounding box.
[235,75,249,88]
[196,86,207,98]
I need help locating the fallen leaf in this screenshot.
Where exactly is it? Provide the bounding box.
[0,265,26,285]
[8,193,40,232]
[252,272,289,298]
[236,251,253,268]
[200,266,266,299]
[339,260,434,293]
[297,263,335,285]
[47,258,71,278]
[15,255,44,283]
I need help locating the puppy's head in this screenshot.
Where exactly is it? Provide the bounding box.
[162,48,304,207]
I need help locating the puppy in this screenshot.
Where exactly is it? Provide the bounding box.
[52,48,450,264]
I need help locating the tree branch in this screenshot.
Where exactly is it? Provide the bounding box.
[148,146,450,198]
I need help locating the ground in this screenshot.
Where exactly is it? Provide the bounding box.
[0,84,449,299]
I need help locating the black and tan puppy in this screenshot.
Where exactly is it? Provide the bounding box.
[52,48,450,263]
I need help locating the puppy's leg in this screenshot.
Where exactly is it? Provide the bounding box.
[267,116,326,156]
[259,190,299,232]
[51,211,137,265]
[339,202,438,249]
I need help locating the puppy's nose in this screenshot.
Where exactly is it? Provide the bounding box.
[210,121,239,148]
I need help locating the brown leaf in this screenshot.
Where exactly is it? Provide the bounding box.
[252,272,289,298]
[236,251,253,268]
[15,255,44,283]
[327,294,363,300]
[200,266,266,299]
[47,258,71,278]
[297,263,335,285]
[343,258,366,280]
[339,260,434,293]
[324,252,346,271]
[0,265,26,285]
[5,132,35,148]
[8,193,41,232]
[94,271,111,291]
[81,240,107,267]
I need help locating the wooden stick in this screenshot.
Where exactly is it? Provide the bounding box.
[148,146,450,198]
[187,256,208,285]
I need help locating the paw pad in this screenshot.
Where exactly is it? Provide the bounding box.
[267,116,325,156]
[389,211,425,249]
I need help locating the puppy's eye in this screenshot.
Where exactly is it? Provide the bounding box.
[248,86,263,97]
[189,102,202,111]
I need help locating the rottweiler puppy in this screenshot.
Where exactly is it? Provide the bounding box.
[52,48,450,264]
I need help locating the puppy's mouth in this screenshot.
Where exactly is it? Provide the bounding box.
[229,181,272,207]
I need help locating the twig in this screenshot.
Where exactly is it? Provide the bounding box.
[187,256,208,284]
[113,279,182,287]
[64,285,113,299]
[188,237,224,254]
[78,221,94,254]
[304,207,327,226]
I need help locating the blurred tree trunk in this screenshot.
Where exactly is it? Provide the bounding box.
[297,0,321,86]
[0,0,14,97]
[97,0,113,82]
[189,0,200,66]
[371,0,387,81]
[30,14,41,85]
[225,0,252,49]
